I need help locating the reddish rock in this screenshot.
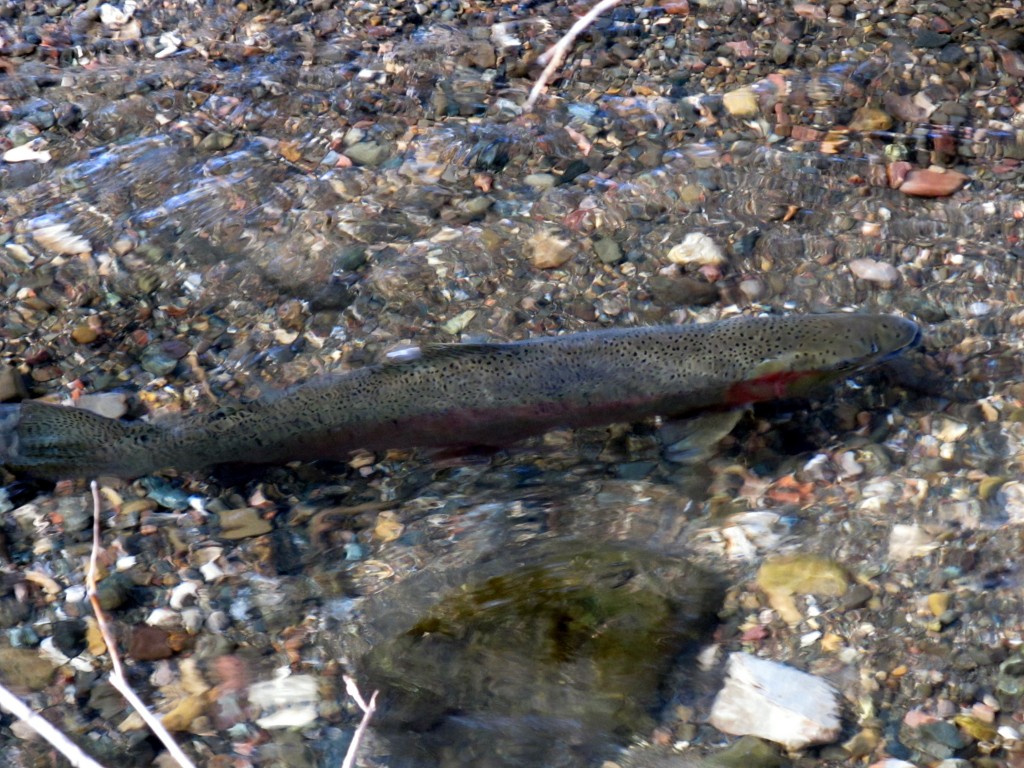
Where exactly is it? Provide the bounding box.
[886,161,912,188]
[899,168,968,197]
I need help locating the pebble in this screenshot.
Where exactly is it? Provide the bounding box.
[528,230,574,269]
[899,168,968,197]
[709,652,841,750]
[218,507,272,539]
[756,554,849,624]
[593,236,623,264]
[849,258,900,287]
[0,647,57,690]
[524,172,557,189]
[667,233,727,267]
[888,524,940,562]
[722,87,759,118]
[249,672,320,729]
[70,324,99,344]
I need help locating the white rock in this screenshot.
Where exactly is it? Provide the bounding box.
[708,652,841,750]
[888,523,939,561]
[3,143,51,164]
[250,671,320,729]
[667,232,727,267]
[30,217,91,255]
[849,258,900,287]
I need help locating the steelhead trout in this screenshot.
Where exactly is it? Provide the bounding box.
[0,313,919,479]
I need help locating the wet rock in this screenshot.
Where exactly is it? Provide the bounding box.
[218,507,272,539]
[710,735,784,768]
[899,718,967,760]
[756,554,849,624]
[649,275,719,306]
[129,625,180,661]
[849,258,900,288]
[849,107,893,132]
[593,236,623,264]
[888,524,940,562]
[527,229,574,269]
[0,647,57,690]
[708,652,841,750]
[667,233,727,267]
[344,140,390,167]
[722,87,758,118]
[51,619,88,658]
[356,541,722,767]
[0,365,28,402]
[250,673,320,729]
[899,168,968,197]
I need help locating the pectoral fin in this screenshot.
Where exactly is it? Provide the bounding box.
[659,409,745,465]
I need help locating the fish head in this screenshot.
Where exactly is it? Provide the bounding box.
[723,313,921,405]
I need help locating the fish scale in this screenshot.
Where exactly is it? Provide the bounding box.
[0,313,920,479]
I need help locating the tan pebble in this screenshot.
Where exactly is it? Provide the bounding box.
[528,230,573,269]
[848,258,900,288]
[218,507,272,539]
[932,417,968,442]
[954,714,998,742]
[120,498,158,516]
[70,323,98,344]
[978,476,1006,501]
[886,161,912,188]
[85,618,107,656]
[899,167,967,197]
[927,591,951,617]
[667,232,727,267]
[722,87,759,117]
[757,554,849,624]
[849,106,893,132]
[161,694,209,732]
[374,511,404,542]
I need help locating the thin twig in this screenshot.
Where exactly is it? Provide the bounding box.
[341,674,379,768]
[0,681,110,768]
[87,481,199,768]
[523,0,627,111]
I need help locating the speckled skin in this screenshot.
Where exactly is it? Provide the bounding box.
[0,313,919,479]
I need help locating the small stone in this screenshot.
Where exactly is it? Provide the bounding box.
[524,173,557,190]
[528,230,574,269]
[849,107,893,132]
[932,417,968,442]
[915,30,951,48]
[218,507,272,539]
[162,694,208,732]
[0,647,58,690]
[51,619,88,658]
[593,236,623,264]
[0,365,28,402]
[722,87,759,117]
[649,274,719,306]
[249,673,320,729]
[667,232,727,267]
[70,324,99,344]
[849,258,900,288]
[711,735,783,768]
[344,140,390,167]
[709,652,841,750]
[928,592,951,617]
[757,554,849,624]
[899,168,967,197]
[888,524,939,562]
[75,392,128,419]
[198,131,235,151]
[140,344,181,376]
[128,625,181,661]
[374,511,404,542]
